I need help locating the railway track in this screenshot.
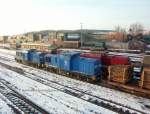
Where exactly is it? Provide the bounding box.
[0,58,145,114]
[0,79,49,114]
[24,72,143,114]
[0,51,149,113]
[0,53,15,62]
[0,52,149,98]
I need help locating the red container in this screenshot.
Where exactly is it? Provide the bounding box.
[101,55,112,65]
[110,56,130,65]
[101,55,130,65]
[80,52,102,60]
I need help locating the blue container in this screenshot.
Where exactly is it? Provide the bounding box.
[58,52,80,71]
[29,51,35,62]
[44,54,60,68]
[50,54,60,67]
[71,56,80,71]
[32,52,45,64]
[27,50,32,61]
[45,54,51,66]
[79,57,101,76]
[28,49,37,62]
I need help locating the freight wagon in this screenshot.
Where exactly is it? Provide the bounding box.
[15,49,150,98]
[16,49,102,81]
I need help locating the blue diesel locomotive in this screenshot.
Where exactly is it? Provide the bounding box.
[15,49,102,81]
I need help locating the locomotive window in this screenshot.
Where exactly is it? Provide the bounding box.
[49,58,51,62]
[55,58,57,63]
[46,57,51,62]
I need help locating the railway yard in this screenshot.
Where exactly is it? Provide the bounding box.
[0,0,150,113]
[0,48,149,114]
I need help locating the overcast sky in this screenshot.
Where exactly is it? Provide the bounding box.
[0,0,149,35]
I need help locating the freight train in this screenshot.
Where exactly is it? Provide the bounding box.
[15,49,150,98]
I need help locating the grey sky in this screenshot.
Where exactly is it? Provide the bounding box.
[0,0,149,35]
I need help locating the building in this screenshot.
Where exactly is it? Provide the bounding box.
[56,31,65,40]
[107,32,126,42]
[48,31,57,39]
[85,30,114,41]
[0,36,9,43]
[26,33,34,42]
[64,32,81,41]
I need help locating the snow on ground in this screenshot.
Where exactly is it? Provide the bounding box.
[0,43,10,48]
[22,64,150,114]
[0,93,14,114]
[0,48,16,56]
[0,56,149,113]
[0,65,117,114]
[0,48,150,113]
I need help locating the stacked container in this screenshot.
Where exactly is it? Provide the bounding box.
[139,67,150,90]
[80,52,102,60]
[101,55,131,65]
[102,54,132,84]
[139,55,150,89]
[108,65,132,84]
[62,41,80,48]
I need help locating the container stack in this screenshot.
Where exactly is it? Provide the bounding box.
[142,55,150,65]
[80,52,102,60]
[108,65,132,84]
[62,41,80,48]
[101,55,132,83]
[139,55,150,89]
[133,67,142,80]
[139,67,150,89]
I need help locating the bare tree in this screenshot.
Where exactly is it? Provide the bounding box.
[115,25,126,34]
[129,22,144,34]
[114,25,127,41]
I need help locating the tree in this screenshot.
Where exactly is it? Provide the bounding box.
[113,25,127,41]
[115,25,126,34]
[129,22,144,35]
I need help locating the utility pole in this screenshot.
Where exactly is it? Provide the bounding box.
[80,23,83,47]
